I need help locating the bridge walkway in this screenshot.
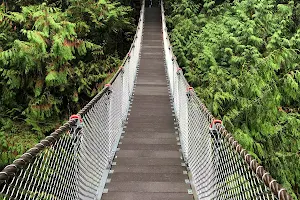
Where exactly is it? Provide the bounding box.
[102,6,193,200]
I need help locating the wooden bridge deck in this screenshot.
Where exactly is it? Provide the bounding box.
[102,7,193,200]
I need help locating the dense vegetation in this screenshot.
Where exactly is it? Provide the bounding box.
[165,0,300,198]
[0,0,135,169]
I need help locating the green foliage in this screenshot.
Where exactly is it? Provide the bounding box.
[0,118,39,169]
[0,0,134,170]
[166,0,300,198]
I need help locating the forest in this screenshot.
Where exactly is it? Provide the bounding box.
[0,0,136,169]
[165,0,300,198]
[0,0,299,199]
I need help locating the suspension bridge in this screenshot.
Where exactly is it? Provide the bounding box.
[0,1,293,200]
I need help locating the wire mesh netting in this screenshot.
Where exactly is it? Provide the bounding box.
[161,1,279,199]
[0,3,144,200]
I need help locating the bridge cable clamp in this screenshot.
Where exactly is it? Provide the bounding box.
[209,119,223,131]
[69,114,83,136]
[186,86,193,99]
[176,68,182,75]
[105,84,112,94]
[209,120,223,139]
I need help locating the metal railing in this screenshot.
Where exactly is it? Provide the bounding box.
[161,1,292,200]
[0,1,144,199]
